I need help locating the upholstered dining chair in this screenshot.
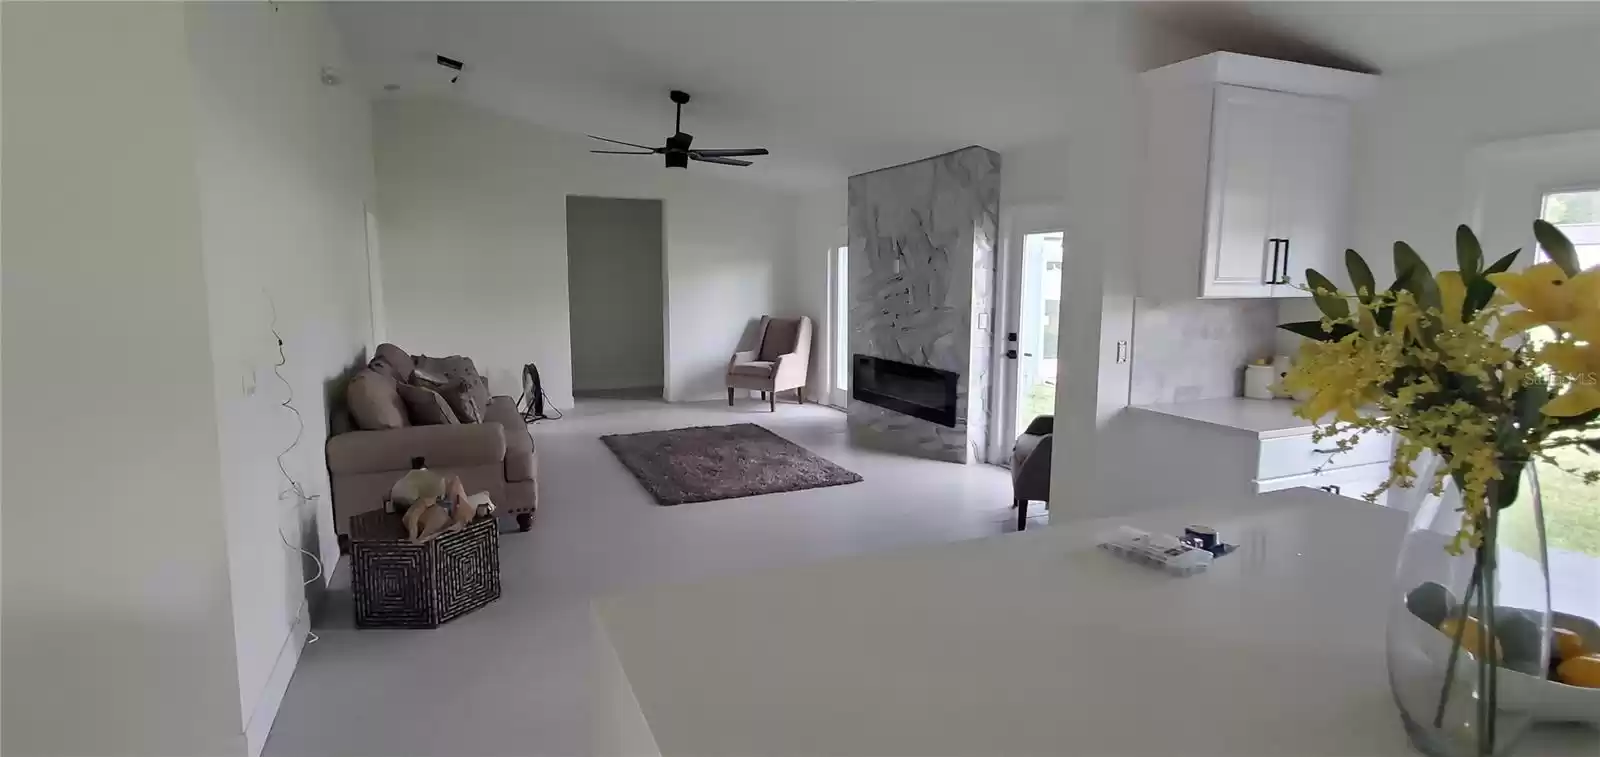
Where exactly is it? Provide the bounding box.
[726,316,813,411]
[1012,415,1053,531]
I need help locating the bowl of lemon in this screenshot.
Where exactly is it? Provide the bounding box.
[1404,582,1600,724]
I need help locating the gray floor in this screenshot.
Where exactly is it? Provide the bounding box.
[264,398,1028,756]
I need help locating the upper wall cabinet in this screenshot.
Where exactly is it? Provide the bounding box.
[1137,53,1377,300]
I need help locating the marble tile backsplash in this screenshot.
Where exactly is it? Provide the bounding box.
[1128,298,1279,406]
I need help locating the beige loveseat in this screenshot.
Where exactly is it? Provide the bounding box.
[327,344,537,545]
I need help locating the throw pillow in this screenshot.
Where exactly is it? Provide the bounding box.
[346,369,409,430]
[372,343,416,382]
[436,381,484,423]
[413,374,483,423]
[416,355,491,410]
[397,383,460,426]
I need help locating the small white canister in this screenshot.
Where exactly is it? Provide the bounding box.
[1243,363,1277,400]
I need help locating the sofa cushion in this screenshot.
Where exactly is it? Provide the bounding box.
[327,423,506,475]
[485,396,536,482]
[758,318,801,361]
[730,360,776,378]
[346,369,409,430]
[371,343,415,382]
[397,383,459,426]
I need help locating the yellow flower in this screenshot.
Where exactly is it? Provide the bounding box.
[1283,334,1390,423]
[1540,341,1600,417]
[1437,271,1466,326]
[1487,262,1600,332]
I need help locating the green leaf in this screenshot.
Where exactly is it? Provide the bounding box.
[1345,249,1376,302]
[1394,242,1441,312]
[1463,278,1498,317]
[1483,249,1521,277]
[1394,241,1429,283]
[1279,320,1356,342]
[1304,269,1349,319]
[1495,462,1524,509]
[1534,219,1580,276]
[1455,225,1483,279]
[1374,300,1395,331]
[1515,380,1550,433]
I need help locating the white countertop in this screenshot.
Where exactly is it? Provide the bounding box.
[591,490,1599,757]
[1130,396,1325,438]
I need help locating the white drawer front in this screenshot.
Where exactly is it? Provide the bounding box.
[1257,461,1391,507]
[1257,430,1390,481]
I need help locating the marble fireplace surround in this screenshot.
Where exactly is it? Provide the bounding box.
[846,146,1000,463]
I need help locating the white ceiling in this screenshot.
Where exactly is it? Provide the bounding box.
[332,2,1600,191]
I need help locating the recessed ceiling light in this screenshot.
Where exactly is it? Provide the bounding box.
[383,84,401,92]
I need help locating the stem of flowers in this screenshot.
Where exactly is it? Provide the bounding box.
[1433,557,1482,729]
[1482,511,1500,754]
[1477,548,1490,756]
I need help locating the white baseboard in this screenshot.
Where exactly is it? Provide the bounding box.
[244,600,311,757]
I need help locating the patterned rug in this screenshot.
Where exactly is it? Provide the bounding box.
[600,423,863,506]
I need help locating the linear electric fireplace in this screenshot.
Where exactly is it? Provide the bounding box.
[852,355,959,428]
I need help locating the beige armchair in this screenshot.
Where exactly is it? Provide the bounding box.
[727,316,813,411]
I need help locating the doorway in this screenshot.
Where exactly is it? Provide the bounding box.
[565,196,665,399]
[993,206,1066,463]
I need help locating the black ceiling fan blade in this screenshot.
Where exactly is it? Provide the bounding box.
[690,148,769,158]
[690,154,753,167]
[587,134,660,152]
[591,150,655,155]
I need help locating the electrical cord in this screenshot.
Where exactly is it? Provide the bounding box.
[268,296,324,644]
[519,389,563,423]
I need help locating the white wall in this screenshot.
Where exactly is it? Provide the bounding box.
[1352,23,1600,276]
[185,2,377,750]
[1,4,246,754]
[373,99,795,406]
[567,196,665,393]
[1043,9,1214,516]
[1279,22,1600,343]
[787,188,845,402]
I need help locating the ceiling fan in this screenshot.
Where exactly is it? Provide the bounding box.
[588,90,769,169]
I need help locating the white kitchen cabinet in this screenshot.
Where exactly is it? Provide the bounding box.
[1111,399,1397,511]
[1138,53,1376,300]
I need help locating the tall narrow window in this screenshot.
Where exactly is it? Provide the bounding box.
[831,245,850,407]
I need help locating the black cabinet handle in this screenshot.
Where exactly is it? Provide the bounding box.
[1265,239,1282,284]
[1278,238,1293,285]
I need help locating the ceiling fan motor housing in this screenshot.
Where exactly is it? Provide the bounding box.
[665,131,693,168]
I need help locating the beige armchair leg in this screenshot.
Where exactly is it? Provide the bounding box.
[769,391,776,412]
[727,387,734,406]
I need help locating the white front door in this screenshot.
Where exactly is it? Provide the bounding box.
[992,206,1066,464]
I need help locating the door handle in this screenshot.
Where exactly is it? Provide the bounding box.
[1278,238,1293,285]
[1265,239,1283,285]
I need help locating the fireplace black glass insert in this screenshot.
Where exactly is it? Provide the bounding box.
[852,355,959,427]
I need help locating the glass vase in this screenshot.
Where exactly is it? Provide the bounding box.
[1387,455,1551,757]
